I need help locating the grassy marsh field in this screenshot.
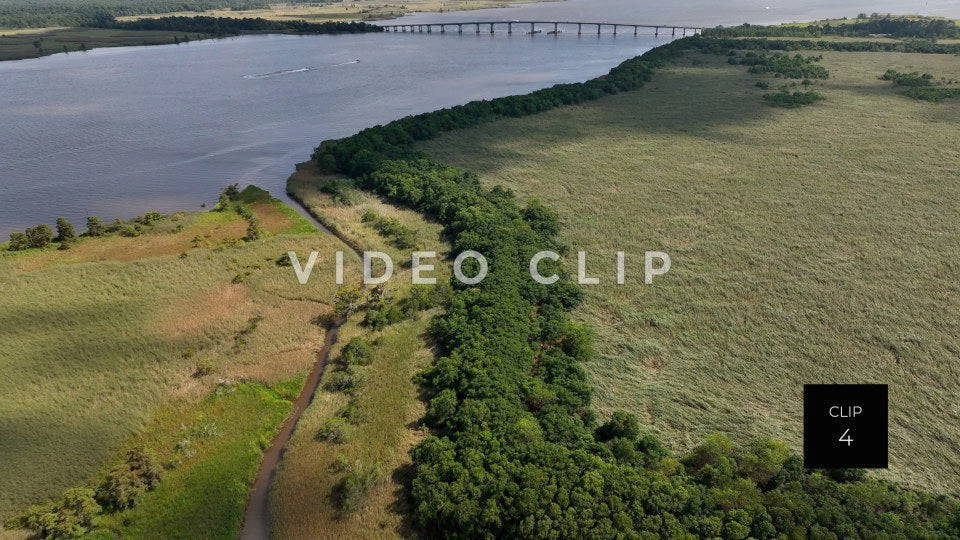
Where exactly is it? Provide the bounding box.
[421,49,960,494]
[0,188,353,527]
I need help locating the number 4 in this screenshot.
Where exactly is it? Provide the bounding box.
[839,429,853,446]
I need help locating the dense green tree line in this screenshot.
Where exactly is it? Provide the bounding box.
[0,0,272,29]
[705,15,960,39]
[310,36,960,537]
[96,15,381,35]
[691,36,960,55]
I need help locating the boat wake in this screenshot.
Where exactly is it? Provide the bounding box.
[243,60,359,80]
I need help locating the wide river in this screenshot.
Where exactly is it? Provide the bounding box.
[2,0,959,235]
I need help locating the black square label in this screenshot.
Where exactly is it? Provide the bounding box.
[803,384,888,469]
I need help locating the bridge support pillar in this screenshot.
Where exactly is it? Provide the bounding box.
[553,22,558,33]
[441,25,445,33]
[672,27,676,36]
[476,23,480,34]
[578,23,581,35]
[682,27,686,36]
[458,24,462,34]
[531,22,535,34]
[597,23,601,36]
[633,25,637,36]
[613,24,617,36]
[508,22,512,34]
[490,23,494,34]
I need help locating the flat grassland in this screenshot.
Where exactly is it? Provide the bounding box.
[0,190,351,527]
[421,50,960,493]
[270,173,449,539]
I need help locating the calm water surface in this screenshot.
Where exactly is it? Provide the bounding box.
[2,0,960,235]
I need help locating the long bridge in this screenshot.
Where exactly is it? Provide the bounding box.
[380,21,704,37]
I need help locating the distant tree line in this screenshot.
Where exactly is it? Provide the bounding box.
[0,0,275,29]
[307,36,960,537]
[95,15,383,35]
[705,15,960,39]
[690,35,960,55]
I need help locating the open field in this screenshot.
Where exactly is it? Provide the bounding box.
[0,26,201,61]
[420,49,960,494]
[0,189,354,524]
[271,174,450,539]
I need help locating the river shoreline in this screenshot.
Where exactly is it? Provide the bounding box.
[0,0,551,62]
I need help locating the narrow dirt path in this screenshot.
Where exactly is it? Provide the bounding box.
[241,186,361,540]
[240,318,342,540]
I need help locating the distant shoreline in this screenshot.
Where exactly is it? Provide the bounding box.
[0,0,553,62]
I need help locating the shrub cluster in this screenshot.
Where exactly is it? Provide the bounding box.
[319,178,355,206]
[360,209,418,249]
[881,69,935,86]
[10,447,162,538]
[96,446,163,510]
[729,52,829,79]
[901,87,960,102]
[324,336,377,394]
[763,89,826,108]
[879,69,960,101]
[217,184,263,241]
[308,36,960,537]
[14,488,100,540]
[5,211,168,252]
[334,461,382,514]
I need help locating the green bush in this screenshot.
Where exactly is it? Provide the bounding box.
[763,89,826,108]
[96,446,162,510]
[337,399,368,425]
[324,365,367,393]
[335,461,382,514]
[316,417,350,443]
[340,337,374,366]
[25,224,54,248]
[7,231,29,251]
[20,488,101,540]
[55,217,75,242]
[362,301,406,330]
[85,216,105,237]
